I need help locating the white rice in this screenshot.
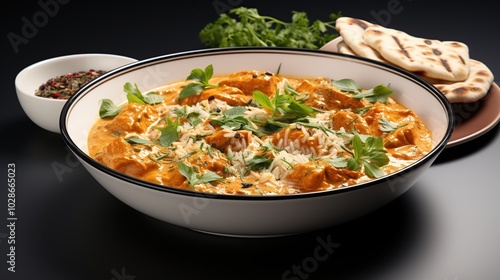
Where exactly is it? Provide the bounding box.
[140,87,355,188]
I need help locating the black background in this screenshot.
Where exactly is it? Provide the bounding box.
[2,0,499,279]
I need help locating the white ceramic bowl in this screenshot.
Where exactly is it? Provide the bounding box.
[15,53,137,133]
[60,48,454,237]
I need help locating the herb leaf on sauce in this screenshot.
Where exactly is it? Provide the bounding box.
[124,118,180,147]
[210,106,263,136]
[173,106,202,127]
[251,88,317,135]
[332,79,392,104]
[328,157,348,168]
[179,64,219,100]
[124,82,164,105]
[331,78,362,93]
[246,154,273,172]
[353,84,392,104]
[124,137,156,145]
[159,118,180,147]
[210,106,249,130]
[342,134,389,178]
[99,99,122,118]
[253,89,314,122]
[379,117,407,132]
[177,162,223,187]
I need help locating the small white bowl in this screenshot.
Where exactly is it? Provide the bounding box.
[15,53,137,133]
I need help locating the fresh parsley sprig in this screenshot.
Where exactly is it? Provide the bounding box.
[99,99,122,118]
[245,154,273,172]
[124,137,155,145]
[177,162,223,187]
[378,117,407,132]
[158,118,180,147]
[331,79,392,104]
[178,64,219,100]
[252,89,314,122]
[210,106,264,136]
[124,82,164,105]
[173,106,202,127]
[336,134,390,178]
[251,88,316,135]
[124,117,180,148]
[294,119,336,135]
[199,7,341,49]
[98,82,164,119]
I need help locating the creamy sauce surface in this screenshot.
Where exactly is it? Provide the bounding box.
[88,70,432,195]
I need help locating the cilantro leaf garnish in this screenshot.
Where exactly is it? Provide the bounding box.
[378,117,407,132]
[124,118,180,148]
[210,106,263,136]
[178,64,219,100]
[294,119,335,135]
[173,106,202,127]
[98,82,164,119]
[159,118,180,147]
[124,137,155,145]
[354,106,373,115]
[210,106,249,130]
[143,93,164,105]
[327,157,348,168]
[331,78,362,93]
[342,134,390,178]
[124,82,164,105]
[253,89,314,122]
[251,88,316,135]
[177,162,223,187]
[245,154,273,172]
[99,99,122,118]
[353,85,393,104]
[332,79,392,104]
[198,7,341,49]
[253,91,274,110]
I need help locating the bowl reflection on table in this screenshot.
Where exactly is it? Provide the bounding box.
[60,48,454,237]
[15,53,137,133]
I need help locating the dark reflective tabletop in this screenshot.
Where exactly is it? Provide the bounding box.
[2,1,499,279]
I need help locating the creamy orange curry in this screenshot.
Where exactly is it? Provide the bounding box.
[88,65,432,195]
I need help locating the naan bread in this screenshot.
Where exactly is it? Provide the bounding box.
[433,59,494,103]
[337,40,356,55]
[335,17,387,62]
[327,17,494,103]
[363,25,470,82]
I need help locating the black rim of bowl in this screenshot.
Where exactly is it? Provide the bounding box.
[60,47,455,201]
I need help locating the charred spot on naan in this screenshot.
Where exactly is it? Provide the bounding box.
[335,17,387,62]
[434,59,494,103]
[362,25,470,82]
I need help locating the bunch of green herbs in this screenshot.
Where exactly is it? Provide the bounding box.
[199,7,341,49]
